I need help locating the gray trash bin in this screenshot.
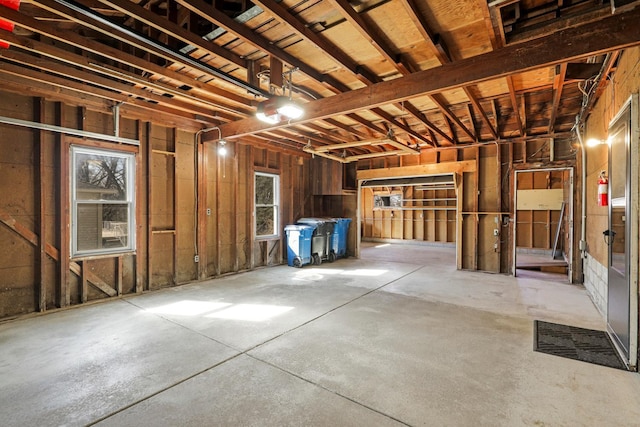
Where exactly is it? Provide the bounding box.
[296,218,336,264]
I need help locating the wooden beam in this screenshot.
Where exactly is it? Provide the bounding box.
[429,94,476,141]
[548,63,567,134]
[506,76,524,136]
[215,7,640,139]
[401,102,454,145]
[371,107,432,145]
[463,87,499,140]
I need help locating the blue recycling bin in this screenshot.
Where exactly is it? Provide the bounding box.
[296,218,335,264]
[331,218,352,258]
[284,224,313,267]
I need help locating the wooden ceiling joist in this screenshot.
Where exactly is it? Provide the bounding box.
[214,6,640,140]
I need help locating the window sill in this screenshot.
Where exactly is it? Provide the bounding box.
[71,251,136,262]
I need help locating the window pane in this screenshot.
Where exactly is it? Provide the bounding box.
[256,206,275,236]
[76,153,127,201]
[77,203,129,251]
[255,175,274,205]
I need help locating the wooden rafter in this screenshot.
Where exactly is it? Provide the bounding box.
[248,0,378,84]
[548,63,567,134]
[429,94,476,141]
[327,0,412,75]
[173,0,350,93]
[215,7,640,139]
[32,0,245,67]
[0,50,244,121]
[506,76,524,136]
[0,8,252,107]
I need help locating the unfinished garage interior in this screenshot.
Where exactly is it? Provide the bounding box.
[2,0,640,424]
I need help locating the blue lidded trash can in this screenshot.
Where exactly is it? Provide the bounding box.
[296,218,335,264]
[284,224,313,267]
[331,218,352,258]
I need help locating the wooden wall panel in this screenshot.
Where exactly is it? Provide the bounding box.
[175,130,197,283]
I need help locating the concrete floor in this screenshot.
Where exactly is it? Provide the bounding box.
[1,243,639,426]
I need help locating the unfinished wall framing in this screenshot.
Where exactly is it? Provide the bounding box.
[0,90,311,319]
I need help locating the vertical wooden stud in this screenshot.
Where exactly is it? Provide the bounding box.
[80,260,88,303]
[232,143,239,272]
[216,139,222,276]
[248,147,255,269]
[58,103,70,308]
[116,256,123,296]
[135,119,144,293]
[146,122,153,291]
[36,98,47,312]
[197,134,207,279]
[172,128,178,284]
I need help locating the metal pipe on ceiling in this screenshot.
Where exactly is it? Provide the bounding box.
[52,0,270,99]
[0,115,140,145]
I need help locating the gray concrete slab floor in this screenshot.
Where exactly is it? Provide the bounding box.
[1,243,639,426]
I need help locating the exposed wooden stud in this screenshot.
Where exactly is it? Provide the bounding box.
[58,106,70,308]
[232,143,239,272]
[135,120,144,293]
[36,97,47,312]
[172,128,178,285]
[146,122,153,291]
[116,256,123,296]
[80,260,88,303]
[248,146,255,269]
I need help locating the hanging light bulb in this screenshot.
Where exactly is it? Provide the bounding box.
[218,139,227,156]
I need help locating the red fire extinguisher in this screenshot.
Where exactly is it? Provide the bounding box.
[598,171,608,207]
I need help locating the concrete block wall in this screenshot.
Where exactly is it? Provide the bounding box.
[583,252,607,317]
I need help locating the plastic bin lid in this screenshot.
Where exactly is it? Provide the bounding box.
[297,217,335,224]
[285,224,313,231]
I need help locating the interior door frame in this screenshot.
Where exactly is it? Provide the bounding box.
[607,93,639,370]
[512,167,574,281]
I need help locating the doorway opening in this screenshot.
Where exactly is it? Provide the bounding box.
[513,168,574,283]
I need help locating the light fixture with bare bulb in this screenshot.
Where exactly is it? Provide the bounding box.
[218,139,227,156]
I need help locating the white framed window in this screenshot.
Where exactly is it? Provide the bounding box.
[254,172,279,238]
[71,145,135,257]
[373,193,402,209]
